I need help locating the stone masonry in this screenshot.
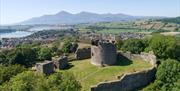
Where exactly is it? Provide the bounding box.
[53,56,68,69]
[35,61,54,75]
[90,51,157,91]
[75,48,91,60]
[117,52,157,66]
[91,40,117,66]
[91,67,156,91]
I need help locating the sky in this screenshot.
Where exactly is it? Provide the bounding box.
[0,0,180,25]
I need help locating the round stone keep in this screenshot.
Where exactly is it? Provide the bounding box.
[91,42,117,66]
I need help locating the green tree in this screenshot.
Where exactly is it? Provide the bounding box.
[47,72,81,91]
[116,39,123,50]
[0,52,7,65]
[62,41,73,53]
[38,47,52,61]
[149,35,177,59]
[143,59,180,91]
[121,39,146,54]
[0,71,81,91]
[0,65,26,85]
[0,50,15,65]
[0,71,45,91]
[7,46,37,67]
[51,46,62,56]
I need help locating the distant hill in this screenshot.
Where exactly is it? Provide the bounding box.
[19,11,162,25]
[157,17,180,24]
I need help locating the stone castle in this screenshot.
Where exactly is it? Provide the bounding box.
[34,38,157,91]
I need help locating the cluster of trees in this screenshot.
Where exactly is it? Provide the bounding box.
[62,41,78,53]
[56,36,78,54]
[0,38,81,91]
[143,59,180,91]
[0,46,37,67]
[0,65,26,85]
[117,34,180,61]
[0,44,58,67]
[119,38,147,54]
[149,35,179,60]
[0,71,81,91]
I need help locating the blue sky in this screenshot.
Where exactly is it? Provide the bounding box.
[0,0,180,24]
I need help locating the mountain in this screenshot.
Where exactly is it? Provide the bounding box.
[19,11,160,25]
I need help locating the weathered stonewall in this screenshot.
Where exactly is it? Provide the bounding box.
[91,41,117,66]
[117,52,157,66]
[54,56,68,69]
[36,61,54,75]
[75,48,91,60]
[91,67,156,91]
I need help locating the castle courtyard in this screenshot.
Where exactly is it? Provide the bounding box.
[60,58,152,91]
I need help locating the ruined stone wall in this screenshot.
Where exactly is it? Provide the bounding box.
[75,48,91,60]
[90,52,157,91]
[36,61,54,75]
[117,52,157,66]
[91,42,117,66]
[54,56,68,69]
[91,67,156,91]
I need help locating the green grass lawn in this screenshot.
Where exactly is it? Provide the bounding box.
[61,59,152,91]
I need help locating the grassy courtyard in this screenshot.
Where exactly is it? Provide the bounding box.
[61,59,152,91]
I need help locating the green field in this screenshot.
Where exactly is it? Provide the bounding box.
[96,29,156,34]
[61,59,152,91]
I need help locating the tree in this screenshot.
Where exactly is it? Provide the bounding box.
[0,52,7,65]
[121,39,146,54]
[143,59,180,91]
[0,50,14,66]
[51,46,63,57]
[7,46,37,67]
[51,46,58,53]
[47,72,81,91]
[0,71,81,91]
[0,71,45,91]
[116,39,123,50]
[38,47,52,61]
[149,35,177,59]
[62,41,73,53]
[0,65,26,85]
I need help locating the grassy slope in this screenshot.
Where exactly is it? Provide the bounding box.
[61,59,152,91]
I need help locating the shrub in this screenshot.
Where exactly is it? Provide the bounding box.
[0,65,26,85]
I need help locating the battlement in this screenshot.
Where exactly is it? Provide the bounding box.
[91,39,115,46]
